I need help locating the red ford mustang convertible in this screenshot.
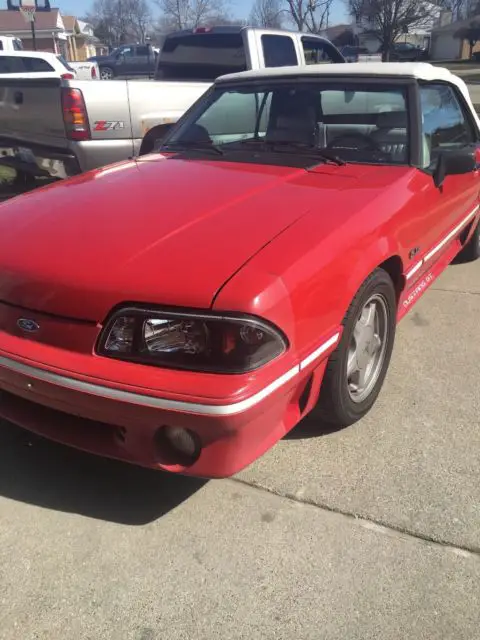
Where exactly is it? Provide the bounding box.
[0,63,479,478]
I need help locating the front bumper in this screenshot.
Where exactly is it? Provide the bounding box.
[0,345,333,478]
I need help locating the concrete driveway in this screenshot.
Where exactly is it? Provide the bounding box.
[0,260,479,639]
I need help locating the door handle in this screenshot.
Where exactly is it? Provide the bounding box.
[14,91,23,105]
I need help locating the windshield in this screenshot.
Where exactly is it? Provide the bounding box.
[166,81,410,165]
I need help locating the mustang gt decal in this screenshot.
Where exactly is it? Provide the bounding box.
[402,273,434,309]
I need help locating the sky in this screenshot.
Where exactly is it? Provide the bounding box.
[42,0,348,26]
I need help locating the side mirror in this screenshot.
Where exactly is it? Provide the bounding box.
[433,148,476,188]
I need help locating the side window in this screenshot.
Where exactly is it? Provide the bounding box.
[302,38,338,64]
[135,45,149,57]
[321,89,406,116]
[0,56,13,73]
[119,46,133,57]
[420,83,476,167]
[196,91,272,143]
[0,43,3,51]
[261,35,297,68]
[25,57,55,72]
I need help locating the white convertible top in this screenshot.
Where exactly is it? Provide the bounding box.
[217,62,455,84]
[216,62,480,128]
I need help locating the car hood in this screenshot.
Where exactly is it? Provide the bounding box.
[0,157,409,322]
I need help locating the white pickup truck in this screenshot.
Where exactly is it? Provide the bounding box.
[0,26,345,182]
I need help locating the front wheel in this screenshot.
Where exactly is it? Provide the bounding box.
[314,268,397,427]
[100,66,114,80]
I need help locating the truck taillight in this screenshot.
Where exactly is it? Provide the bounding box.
[91,66,97,79]
[61,87,90,141]
[61,73,75,80]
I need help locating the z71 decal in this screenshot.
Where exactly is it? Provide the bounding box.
[94,121,125,132]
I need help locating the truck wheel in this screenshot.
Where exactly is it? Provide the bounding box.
[456,220,480,263]
[313,268,397,427]
[100,66,114,80]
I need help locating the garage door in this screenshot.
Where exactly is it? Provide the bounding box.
[431,33,461,60]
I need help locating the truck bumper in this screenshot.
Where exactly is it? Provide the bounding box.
[0,137,138,179]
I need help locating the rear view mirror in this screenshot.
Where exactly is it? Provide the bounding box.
[433,148,476,188]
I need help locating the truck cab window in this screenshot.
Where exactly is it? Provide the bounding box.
[119,47,133,57]
[302,37,343,64]
[135,46,149,57]
[261,35,297,67]
[156,33,247,81]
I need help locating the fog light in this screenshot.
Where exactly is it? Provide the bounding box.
[154,426,200,467]
[165,426,197,457]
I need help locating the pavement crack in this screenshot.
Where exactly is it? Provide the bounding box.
[430,287,480,296]
[230,477,480,558]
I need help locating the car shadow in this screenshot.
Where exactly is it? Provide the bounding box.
[284,412,345,440]
[0,420,206,525]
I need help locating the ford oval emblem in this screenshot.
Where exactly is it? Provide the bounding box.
[17,318,40,333]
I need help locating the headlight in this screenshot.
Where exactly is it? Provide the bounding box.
[97,308,288,373]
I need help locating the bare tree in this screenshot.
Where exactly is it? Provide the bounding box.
[87,0,152,46]
[348,0,430,60]
[250,0,285,28]
[125,0,152,42]
[154,0,231,30]
[283,0,334,33]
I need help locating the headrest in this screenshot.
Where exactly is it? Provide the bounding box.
[376,111,407,129]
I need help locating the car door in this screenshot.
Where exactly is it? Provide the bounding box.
[406,82,480,282]
[131,45,150,75]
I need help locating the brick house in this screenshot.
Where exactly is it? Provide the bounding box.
[0,8,69,56]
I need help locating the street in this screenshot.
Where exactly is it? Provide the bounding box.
[0,257,479,639]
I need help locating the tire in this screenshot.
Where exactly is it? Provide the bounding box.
[100,66,114,80]
[456,220,480,263]
[314,268,397,427]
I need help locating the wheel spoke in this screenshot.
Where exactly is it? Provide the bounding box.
[356,364,369,391]
[371,334,382,354]
[347,350,358,377]
[362,301,376,330]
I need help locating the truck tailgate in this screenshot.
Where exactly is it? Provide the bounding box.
[0,77,66,149]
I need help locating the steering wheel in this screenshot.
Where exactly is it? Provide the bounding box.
[327,132,387,157]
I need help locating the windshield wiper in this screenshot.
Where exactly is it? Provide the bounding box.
[231,139,345,166]
[162,141,224,156]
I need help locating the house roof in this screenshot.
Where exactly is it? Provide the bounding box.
[432,14,480,33]
[0,8,64,33]
[62,15,78,32]
[321,23,352,41]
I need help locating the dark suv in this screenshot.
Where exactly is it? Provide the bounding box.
[379,42,428,61]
